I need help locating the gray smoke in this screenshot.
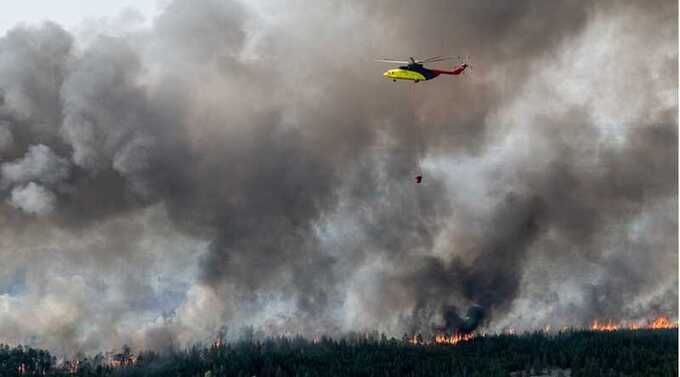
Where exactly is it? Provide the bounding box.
[0,0,675,356]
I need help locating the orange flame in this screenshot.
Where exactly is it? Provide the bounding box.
[590,315,678,332]
[648,315,678,329]
[404,332,475,345]
[590,320,619,332]
[434,332,475,345]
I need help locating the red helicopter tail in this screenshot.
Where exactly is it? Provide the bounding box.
[430,63,468,75]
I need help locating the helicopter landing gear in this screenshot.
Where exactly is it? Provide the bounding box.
[393,79,397,82]
[414,80,420,83]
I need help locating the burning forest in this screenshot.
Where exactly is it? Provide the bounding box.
[4,326,678,376]
[400,314,679,347]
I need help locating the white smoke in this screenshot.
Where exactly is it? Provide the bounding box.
[9,182,56,216]
[1,144,70,187]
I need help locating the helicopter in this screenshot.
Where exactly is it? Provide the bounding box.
[377,56,469,83]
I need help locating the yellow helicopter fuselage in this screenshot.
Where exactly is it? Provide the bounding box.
[383,68,427,82]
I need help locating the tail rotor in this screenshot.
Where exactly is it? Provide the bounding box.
[458,54,471,75]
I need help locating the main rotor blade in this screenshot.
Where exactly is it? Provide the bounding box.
[418,56,455,63]
[375,59,410,64]
[415,55,443,63]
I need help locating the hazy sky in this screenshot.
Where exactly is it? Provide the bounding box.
[0,0,160,33]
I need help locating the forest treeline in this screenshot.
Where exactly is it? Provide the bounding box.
[0,329,676,377]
